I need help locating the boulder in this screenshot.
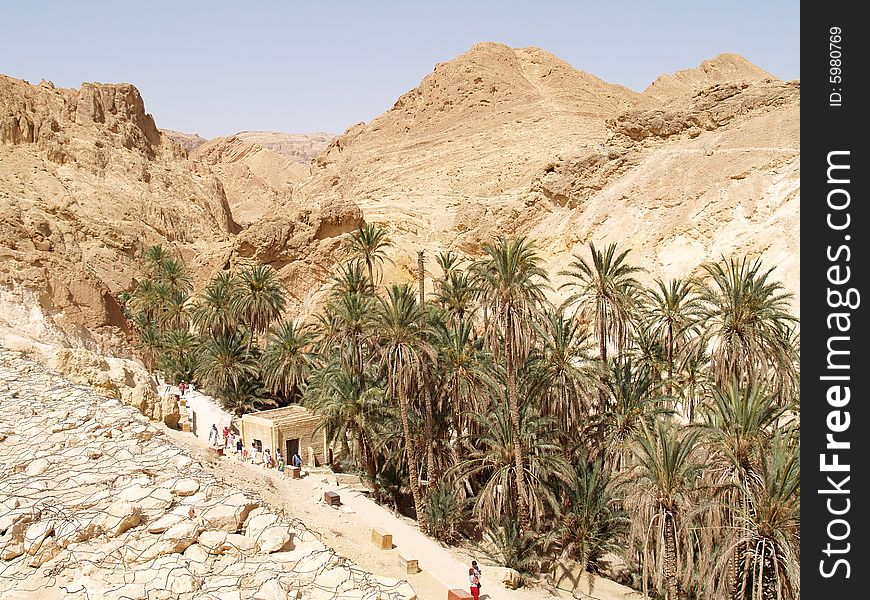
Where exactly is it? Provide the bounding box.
[100,500,141,536]
[169,478,200,497]
[23,519,54,554]
[146,513,185,534]
[200,493,259,532]
[25,457,51,477]
[198,531,256,555]
[54,514,100,547]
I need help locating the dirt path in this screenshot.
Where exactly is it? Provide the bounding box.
[160,424,641,600]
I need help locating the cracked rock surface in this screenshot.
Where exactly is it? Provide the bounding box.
[0,350,416,599]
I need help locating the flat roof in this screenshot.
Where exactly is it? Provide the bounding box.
[242,405,320,426]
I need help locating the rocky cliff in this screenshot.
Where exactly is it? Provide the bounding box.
[0,45,800,357]
[280,45,799,311]
[191,136,308,226]
[232,131,335,163]
[0,76,356,352]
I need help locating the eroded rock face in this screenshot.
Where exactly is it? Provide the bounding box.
[0,349,416,600]
[0,75,238,352]
[281,45,799,313]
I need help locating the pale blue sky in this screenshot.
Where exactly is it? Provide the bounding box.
[0,1,799,138]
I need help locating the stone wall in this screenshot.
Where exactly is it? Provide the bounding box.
[241,408,329,466]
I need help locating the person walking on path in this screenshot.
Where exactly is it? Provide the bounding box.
[236,437,243,458]
[263,448,272,468]
[469,567,481,600]
[276,450,285,473]
[472,561,482,589]
[208,424,218,445]
[250,442,259,464]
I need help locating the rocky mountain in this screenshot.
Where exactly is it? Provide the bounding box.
[0,76,357,352]
[232,131,335,163]
[0,44,799,354]
[190,136,308,226]
[279,44,799,310]
[643,53,775,103]
[160,128,208,152]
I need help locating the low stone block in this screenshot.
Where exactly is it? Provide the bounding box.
[398,551,420,574]
[370,527,391,550]
[447,589,473,600]
[323,491,340,506]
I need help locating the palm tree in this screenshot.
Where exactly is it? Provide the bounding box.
[547,459,628,574]
[709,435,800,600]
[158,257,193,294]
[434,319,497,462]
[330,259,371,297]
[144,244,170,278]
[196,330,258,395]
[435,250,461,279]
[375,283,433,532]
[596,358,673,470]
[472,236,550,530]
[623,421,704,600]
[304,360,391,486]
[159,328,199,382]
[450,396,574,529]
[434,269,477,325]
[324,287,376,385]
[643,278,702,395]
[346,223,393,286]
[231,264,287,348]
[135,321,163,383]
[527,307,600,441]
[131,278,166,323]
[560,241,644,367]
[192,271,237,337]
[261,320,317,401]
[697,257,797,399]
[220,376,277,417]
[699,381,792,599]
[159,287,191,331]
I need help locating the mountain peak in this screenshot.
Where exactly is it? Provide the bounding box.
[643,53,776,103]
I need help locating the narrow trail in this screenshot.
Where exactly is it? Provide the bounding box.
[163,420,641,600]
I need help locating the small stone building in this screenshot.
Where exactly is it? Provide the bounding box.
[240,405,331,467]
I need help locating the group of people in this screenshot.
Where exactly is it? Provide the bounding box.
[208,424,303,474]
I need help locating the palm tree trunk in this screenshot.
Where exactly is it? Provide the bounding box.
[451,378,462,462]
[399,392,429,533]
[731,541,748,600]
[663,511,679,600]
[357,429,380,496]
[507,364,530,531]
[417,251,437,487]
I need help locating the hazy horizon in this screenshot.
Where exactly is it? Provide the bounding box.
[1,1,799,139]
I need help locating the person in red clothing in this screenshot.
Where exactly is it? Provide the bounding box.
[469,567,480,600]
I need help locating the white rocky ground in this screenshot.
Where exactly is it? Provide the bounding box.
[0,350,416,600]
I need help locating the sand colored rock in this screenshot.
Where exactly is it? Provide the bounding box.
[160,129,208,152]
[191,135,308,226]
[232,131,335,163]
[0,348,417,599]
[1,45,799,360]
[271,45,799,314]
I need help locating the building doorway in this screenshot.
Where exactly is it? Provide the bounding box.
[286,438,299,461]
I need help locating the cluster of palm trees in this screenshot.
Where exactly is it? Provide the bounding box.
[122,226,800,600]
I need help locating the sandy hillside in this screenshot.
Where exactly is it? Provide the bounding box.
[257,44,799,312]
[0,43,799,354]
[191,136,308,226]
